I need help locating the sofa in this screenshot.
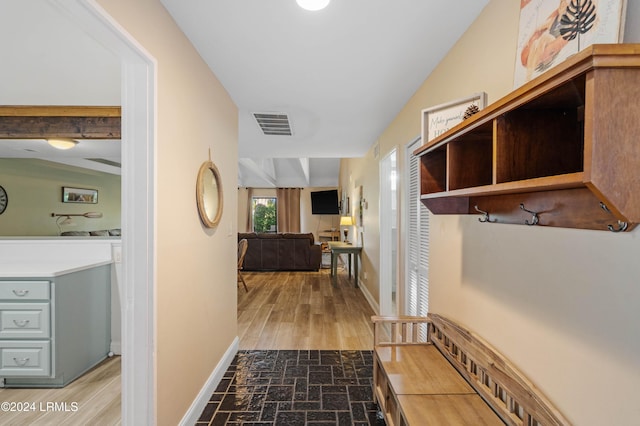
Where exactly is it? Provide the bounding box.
[61,228,121,237]
[238,232,322,271]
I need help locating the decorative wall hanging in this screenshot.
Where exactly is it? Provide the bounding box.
[514,0,627,87]
[421,93,487,143]
[62,187,98,204]
[196,153,224,228]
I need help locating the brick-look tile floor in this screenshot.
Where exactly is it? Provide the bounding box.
[195,350,386,426]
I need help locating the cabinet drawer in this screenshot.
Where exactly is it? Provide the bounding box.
[0,303,50,338]
[0,341,51,377]
[0,281,50,301]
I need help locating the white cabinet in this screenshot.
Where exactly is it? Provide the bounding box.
[0,265,110,387]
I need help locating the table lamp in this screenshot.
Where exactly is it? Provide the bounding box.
[340,216,353,243]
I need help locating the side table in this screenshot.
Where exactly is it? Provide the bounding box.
[328,241,362,287]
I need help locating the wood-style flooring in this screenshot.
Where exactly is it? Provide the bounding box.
[0,356,121,426]
[0,268,372,425]
[238,268,376,350]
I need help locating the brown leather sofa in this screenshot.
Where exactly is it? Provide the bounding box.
[238,232,322,271]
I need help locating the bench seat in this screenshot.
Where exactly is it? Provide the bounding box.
[375,344,474,395]
[372,315,570,426]
[399,394,503,426]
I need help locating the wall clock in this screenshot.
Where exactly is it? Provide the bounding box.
[0,185,7,215]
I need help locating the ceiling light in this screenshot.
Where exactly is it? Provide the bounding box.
[296,0,330,11]
[47,138,78,150]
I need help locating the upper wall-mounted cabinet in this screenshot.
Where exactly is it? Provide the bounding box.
[414,44,640,232]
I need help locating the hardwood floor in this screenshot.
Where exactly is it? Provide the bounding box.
[238,268,376,350]
[0,268,373,425]
[0,356,121,426]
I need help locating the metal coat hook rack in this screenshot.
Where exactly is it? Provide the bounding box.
[599,202,628,233]
[519,203,539,226]
[474,205,494,223]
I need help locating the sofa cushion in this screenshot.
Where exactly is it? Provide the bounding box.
[283,233,314,245]
[238,232,258,239]
[61,231,91,236]
[256,233,280,239]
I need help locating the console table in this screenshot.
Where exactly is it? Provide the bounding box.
[328,242,362,287]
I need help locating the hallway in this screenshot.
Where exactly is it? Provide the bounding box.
[237,270,376,350]
[195,269,383,425]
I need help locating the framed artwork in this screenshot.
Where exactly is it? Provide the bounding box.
[356,185,364,227]
[62,187,98,204]
[421,92,487,143]
[514,0,627,87]
[340,191,350,215]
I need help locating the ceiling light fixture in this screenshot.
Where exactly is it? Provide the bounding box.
[296,0,330,11]
[47,138,78,150]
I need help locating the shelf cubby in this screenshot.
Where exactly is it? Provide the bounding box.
[449,122,494,191]
[420,145,447,194]
[415,44,640,231]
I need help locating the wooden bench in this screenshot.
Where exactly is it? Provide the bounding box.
[372,314,570,426]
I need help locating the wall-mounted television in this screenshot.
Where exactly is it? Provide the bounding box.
[310,189,340,215]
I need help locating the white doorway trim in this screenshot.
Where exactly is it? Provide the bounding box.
[50,1,157,424]
[379,149,398,316]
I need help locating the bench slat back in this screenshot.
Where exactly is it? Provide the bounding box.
[429,313,571,426]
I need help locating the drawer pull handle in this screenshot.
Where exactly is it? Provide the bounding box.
[12,289,30,297]
[13,319,30,328]
[13,357,30,367]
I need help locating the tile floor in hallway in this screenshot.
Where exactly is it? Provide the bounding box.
[195,349,386,426]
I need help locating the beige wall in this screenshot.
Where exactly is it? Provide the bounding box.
[238,187,340,241]
[97,1,238,424]
[0,159,121,236]
[340,0,640,424]
[339,152,381,303]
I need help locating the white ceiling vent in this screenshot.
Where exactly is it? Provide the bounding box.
[253,112,292,136]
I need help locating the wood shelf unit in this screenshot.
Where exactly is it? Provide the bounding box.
[414,44,640,231]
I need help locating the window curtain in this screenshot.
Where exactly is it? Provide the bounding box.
[246,188,254,232]
[276,188,301,233]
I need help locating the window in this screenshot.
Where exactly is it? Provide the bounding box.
[252,197,277,233]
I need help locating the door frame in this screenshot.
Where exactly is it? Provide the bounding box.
[379,149,398,315]
[51,1,157,423]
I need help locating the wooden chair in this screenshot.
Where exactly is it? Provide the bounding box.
[237,239,249,292]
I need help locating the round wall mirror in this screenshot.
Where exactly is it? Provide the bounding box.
[196,160,223,228]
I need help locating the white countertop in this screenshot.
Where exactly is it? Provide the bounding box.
[0,259,113,278]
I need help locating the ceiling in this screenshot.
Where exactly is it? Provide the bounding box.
[0,0,489,186]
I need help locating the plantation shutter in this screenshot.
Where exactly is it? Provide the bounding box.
[406,138,429,322]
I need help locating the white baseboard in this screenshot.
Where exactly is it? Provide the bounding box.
[179,337,239,426]
[359,283,379,315]
[110,341,121,355]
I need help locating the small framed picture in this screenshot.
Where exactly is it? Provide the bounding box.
[422,92,487,143]
[62,187,98,204]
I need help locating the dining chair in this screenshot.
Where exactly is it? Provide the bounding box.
[237,239,249,292]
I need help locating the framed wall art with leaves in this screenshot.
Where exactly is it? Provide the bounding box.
[514,0,627,88]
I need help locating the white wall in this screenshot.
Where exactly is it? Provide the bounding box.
[342,0,640,424]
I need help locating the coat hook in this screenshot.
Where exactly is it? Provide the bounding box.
[519,203,539,226]
[474,205,494,223]
[599,202,629,233]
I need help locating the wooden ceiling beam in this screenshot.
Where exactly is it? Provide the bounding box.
[0,105,121,139]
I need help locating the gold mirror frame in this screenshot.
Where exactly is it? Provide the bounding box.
[196,160,223,228]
